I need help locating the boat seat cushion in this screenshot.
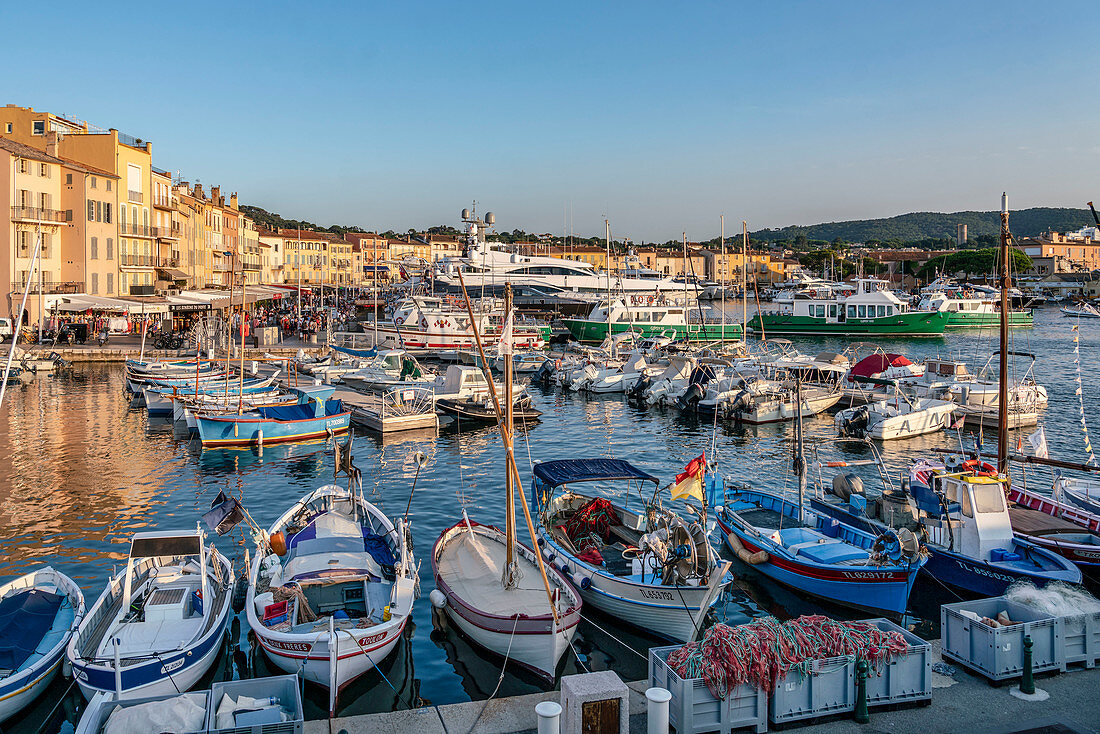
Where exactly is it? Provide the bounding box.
[773,527,822,548]
[726,500,757,513]
[797,543,871,565]
[109,618,204,657]
[0,589,63,672]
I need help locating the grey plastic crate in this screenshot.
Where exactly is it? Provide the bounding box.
[75,690,209,734]
[207,675,304,734]
[649,645,768,734]
[940,597,1061,682]
[1061,611,1100,670]
[860,618,932,707]
[768,655,855,724]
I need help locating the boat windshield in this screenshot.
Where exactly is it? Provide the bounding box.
[973,483,1006,513]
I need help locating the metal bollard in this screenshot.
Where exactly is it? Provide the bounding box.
[646,687,672,734]
[535,701,561,734]
[1021,635,1035,695]
[854,658,870,724]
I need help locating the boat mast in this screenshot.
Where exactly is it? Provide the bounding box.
[224,252,236,399]
[605,219,612,314]
[794,380,806,523]
[742,221,748,340]
[238,274,247,414]
[503,283,517,586]
[720,216,725,344]
[997,192,1011,472]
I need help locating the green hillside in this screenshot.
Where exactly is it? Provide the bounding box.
[750,207,1093,244]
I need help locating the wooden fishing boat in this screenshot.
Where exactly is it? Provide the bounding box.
[1006,485,1100,577]
[437,393,542,424]
[0,567,85,723]
[246,484,416,715]
[533,458,730,642]
[194,386,350,447]
[67,529,232,700]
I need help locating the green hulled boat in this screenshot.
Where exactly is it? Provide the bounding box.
[750,278,951,337]
[562,300,743,343]
[918,292,1033,328]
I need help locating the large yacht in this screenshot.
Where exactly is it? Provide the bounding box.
[432,208,688,296]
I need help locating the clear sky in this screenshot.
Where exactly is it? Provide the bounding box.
[5,1,1097,241]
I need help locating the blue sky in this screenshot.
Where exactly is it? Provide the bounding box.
[5,1,1098,240]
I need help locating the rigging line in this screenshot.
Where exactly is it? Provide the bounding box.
[578,612,648,662]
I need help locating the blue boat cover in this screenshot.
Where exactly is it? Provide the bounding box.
[332,345,378,359]
[256,400,344,421]
[0,589,63,671]
[363,533,396,568]
[533,459,659,488]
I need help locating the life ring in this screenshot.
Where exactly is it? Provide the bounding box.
[421,317,428,328]
[961,459,996,476]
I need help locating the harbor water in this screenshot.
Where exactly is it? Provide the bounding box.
[1,306,1097,731]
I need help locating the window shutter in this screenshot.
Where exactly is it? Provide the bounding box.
[88,200,94,221]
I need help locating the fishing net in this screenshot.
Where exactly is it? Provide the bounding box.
[1005,581,1100,618]
[559,497,620,545]
[667,615,909,698]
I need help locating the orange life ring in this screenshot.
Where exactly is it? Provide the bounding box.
[269,530,287,556]
[961,459,997,476]
[421,317,429,328]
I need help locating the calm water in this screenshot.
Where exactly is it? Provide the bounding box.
[1,306,1097,731]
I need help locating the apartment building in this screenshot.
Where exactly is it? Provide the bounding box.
[1020,228,1100,272]
[62,158,120,298]
[345,232,389,284]
[1,138,68,325]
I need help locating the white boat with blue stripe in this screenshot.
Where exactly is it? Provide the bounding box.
[0,567,85,723]
[66,529,232,701]
[532,459,731,642]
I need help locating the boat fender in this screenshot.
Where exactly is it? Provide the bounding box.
[726,532,768,565]
[429,589,447,609]
[558,561,570,574]
[62,657,72,679]
[577,575,592,590]
[269,531,287,557]
[231,573,249,613]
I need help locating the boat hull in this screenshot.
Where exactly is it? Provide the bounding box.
[195,411,350,447]
[945,310,1033,328]
[748,310,950,336]
[562,319,743,344]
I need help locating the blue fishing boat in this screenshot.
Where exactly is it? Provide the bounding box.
[713,482,926,617]
[67,529,232,700]
[0,568,85,723]
[531,458,731,642]
[143,375,280,416]
[195,385,351,447]
[809,458,1082,596]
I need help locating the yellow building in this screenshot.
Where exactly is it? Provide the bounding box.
[61,156,120,299]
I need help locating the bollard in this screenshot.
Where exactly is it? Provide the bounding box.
[535,700,561,734]
[646,687,672,734]
[854,658,870,724]
[1021,635,1035,695]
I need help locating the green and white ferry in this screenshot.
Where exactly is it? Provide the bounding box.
[562,299,743,343]
[917,279,1033,328]
[748,278,950,337]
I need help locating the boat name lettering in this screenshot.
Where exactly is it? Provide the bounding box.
[160,657,185,675]
[840,571,891,579]
[267,639,314,652]
[957,562,1014,582]
[639,589,674,601]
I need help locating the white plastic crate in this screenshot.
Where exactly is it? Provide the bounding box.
[940,597,1061,682]
[1061,610,1100,670]
[768,655,855,724]
[75,690,209,734]
[859,618,933,707]
[207,675,304,734]
[649,645,768,734]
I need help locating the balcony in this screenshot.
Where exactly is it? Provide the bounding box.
[128,190,143,203]
[120,223,154,237]
[152,194,178,209]
[10,281,84,294]
[242,263,262,271]
[155,224,181,240]
[120,254,155,267]
[12,206,67,223]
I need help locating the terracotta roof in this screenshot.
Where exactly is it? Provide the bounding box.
[61,158,119,179]
[0,137,66,165]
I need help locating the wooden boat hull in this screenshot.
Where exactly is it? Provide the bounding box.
[195,410,350,447]
[432,521,581,680]
[0,568,84,724]
[1008,486,1100,571]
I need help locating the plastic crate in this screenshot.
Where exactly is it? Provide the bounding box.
[1059,610,1100,670]
[75,690,209,734]
[859,618,932,707]
[649,645,768,734]
[207,675,304,734]
[768,655,855,724]
[940,597,1061,682]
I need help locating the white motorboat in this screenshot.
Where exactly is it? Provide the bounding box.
[341,350,432,393]
[639,355,695,405]
[1061,303,1100,319]
[494,351,548,374]
[246,484,417,715]
[67,529,232,700]
[580,352,662,394]
[0,567,85,723]
[694,376,841,424]
[948,352,1047,415]
[836,393,956,440]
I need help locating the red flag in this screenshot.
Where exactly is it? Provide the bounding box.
[672,453,706,501]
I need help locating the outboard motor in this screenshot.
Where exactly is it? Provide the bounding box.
[726,389,752,422]
[628,375,651,402]
[831,473,864,502]
[838,405,870,437]
[677,383,706,412]
[687,363,716,387]
[534,359,555,385]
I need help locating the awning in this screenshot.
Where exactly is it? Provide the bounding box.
[157,268,190,280]
[532,459,660,488]
[363,265,390,272]
[53,295,133,313]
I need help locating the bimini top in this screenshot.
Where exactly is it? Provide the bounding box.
[533,459,659,488]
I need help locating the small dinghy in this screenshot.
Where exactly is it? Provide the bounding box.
[67,530,233,700]
[245,482,417,715]
[437,393,542,424]
[432,514,582,680]
[0,567,85,724]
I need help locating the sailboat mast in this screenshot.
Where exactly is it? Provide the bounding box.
[504,284,516,574]
[742,222,748,338]
[238,276,247,414]
[682,232,689,313]
[795,380,806,523]
[720,216,726,344]
[604,219,612,312]
[997,192,1011,472]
